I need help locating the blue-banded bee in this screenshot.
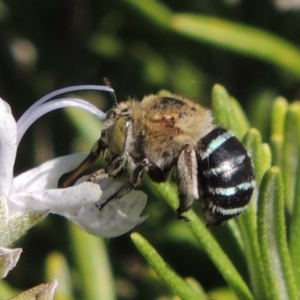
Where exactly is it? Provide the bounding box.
[60,94,255,226]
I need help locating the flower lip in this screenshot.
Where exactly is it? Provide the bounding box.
[68,177,148,238]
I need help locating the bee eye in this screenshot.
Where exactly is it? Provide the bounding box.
[107,110,117,120]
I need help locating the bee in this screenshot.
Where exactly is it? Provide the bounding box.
[60,94,255,226]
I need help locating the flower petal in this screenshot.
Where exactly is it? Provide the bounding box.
[0,247,22,278]
[0,98,17,196]
[10,182,101,213]
[0,193,8,231]
[65,178,148,237]
[14,153,89,191]
[13,155,147,237]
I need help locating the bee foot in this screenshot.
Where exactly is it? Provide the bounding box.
[96,200,109,211]
[177,214,190,222]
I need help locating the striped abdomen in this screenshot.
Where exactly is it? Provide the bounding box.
[198,127,255,226]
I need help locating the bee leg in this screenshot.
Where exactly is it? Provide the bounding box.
[87,152,129,183]
[96,158,149,211]
[87,169,109,182]
[58,139,107,188]
[176,144,199,221]
[106,153,132,176]
[87,156,125,186]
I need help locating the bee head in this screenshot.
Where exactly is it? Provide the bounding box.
[101,103,132,155]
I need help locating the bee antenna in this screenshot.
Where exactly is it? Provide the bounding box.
[103,78,118,106]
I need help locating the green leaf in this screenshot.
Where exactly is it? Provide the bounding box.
[69,224,116,300]
[208,287,239,300]
[257,167,297,300]
[270,97,288,168]
[230,97,250,136]
[248,90,277,140]
[0,280,18,299]
[237,209,265,299]
[64,106,104,145]
[126,0,300,79]
[271,97,288,137]
[186,211,254,300]
[289,158,300,297]
[170,14,300,79]
[271,135,284,169]
[45,252,73,300]
[238,129,271,298]
[261,143,272,172]
[282,102,300,212]
[226,220,244,254]
[243,128,269,184]
[131,232,206,300]
[125,0,172,28]
[89,34,123,59]
[131,43,169,86]
[212,84,249,139]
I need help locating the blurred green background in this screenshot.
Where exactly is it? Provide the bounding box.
[2,0,300,299]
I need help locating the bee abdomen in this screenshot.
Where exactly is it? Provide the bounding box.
[198,127,255,226]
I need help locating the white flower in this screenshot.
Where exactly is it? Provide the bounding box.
[0,86,147,245]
